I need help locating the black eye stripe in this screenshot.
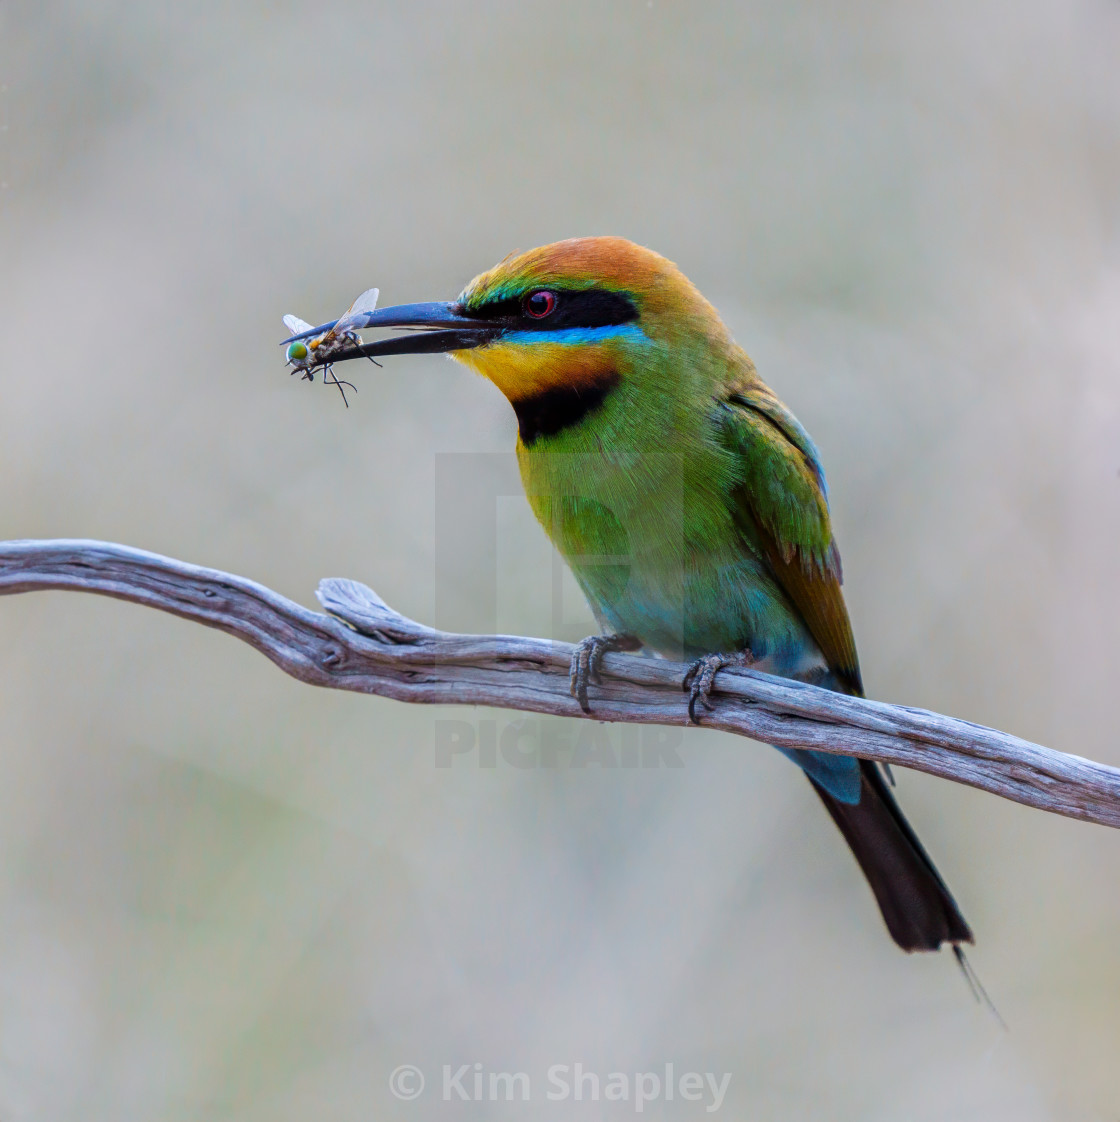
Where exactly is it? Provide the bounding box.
[466,289,638,331]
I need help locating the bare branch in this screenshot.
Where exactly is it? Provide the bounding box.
[2,538,1117,828]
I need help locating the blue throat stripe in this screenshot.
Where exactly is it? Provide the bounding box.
[500,324,650,347]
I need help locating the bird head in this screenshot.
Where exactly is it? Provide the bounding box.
[289,237,734,441]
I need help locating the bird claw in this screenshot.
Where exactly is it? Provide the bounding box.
[682,650,754,724]
[569,634,640,714]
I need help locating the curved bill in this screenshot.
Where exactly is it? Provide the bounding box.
[280,301,500,357]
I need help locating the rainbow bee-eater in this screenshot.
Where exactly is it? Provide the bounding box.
[291,237,973,953]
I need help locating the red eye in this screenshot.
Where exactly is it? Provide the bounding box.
[524,290,557,318]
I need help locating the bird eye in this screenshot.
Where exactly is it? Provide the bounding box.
[523,290,557,319]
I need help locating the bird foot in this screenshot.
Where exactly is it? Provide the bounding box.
[682,650,755,724]
[569,633,641,713]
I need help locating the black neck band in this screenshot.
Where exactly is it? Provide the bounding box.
[512,371,621,446]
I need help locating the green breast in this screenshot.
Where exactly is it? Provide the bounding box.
[514,378,816,665]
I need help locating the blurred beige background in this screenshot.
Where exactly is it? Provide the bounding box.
[2,1,1119,1118]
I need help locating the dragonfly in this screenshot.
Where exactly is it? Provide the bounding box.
[282,286,380,407]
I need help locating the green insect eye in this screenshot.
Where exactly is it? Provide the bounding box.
[287,341,309,362]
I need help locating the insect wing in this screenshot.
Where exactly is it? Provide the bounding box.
[283,313,315,336]
[336,287,379,332]
[319,287,379,347]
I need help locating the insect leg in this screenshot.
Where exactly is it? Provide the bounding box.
[323,363,356,408]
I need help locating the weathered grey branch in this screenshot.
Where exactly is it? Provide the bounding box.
[1,538,1117,828]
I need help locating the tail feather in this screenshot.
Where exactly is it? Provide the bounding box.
[810,760,973,952]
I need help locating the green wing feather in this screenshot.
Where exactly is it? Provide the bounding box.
[716,380,863,696]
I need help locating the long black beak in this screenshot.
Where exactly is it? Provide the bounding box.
[283,301,501,360]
